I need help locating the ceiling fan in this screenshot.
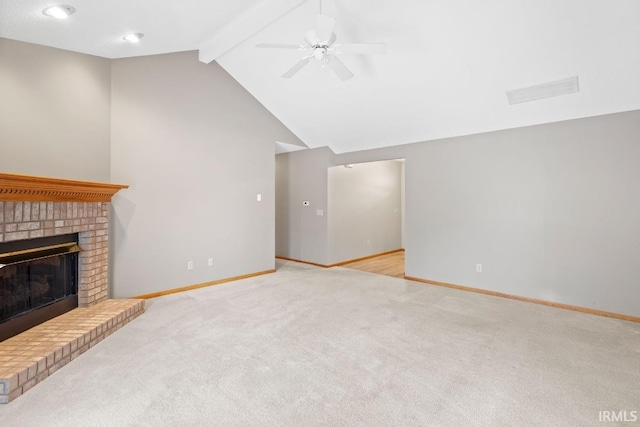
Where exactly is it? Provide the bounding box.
[256,14,386,81]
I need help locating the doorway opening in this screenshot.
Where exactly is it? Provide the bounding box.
[328,158,405,278]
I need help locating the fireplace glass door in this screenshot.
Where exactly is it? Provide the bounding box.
[1,253,77,322]
[0,234,79,341]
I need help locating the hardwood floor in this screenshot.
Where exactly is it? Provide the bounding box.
[341,250,405,278]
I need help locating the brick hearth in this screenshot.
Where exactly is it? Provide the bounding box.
[0,299,144,403]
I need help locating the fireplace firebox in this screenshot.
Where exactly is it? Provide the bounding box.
[0,234,79,342]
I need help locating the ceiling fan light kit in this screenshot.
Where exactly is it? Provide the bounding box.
[256,14,386,81]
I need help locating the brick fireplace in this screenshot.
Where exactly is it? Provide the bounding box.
[0,172,145,403]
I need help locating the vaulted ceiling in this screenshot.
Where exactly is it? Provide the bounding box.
[2,0,639,153]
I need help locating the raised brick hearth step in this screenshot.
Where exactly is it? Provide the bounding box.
[0,299,145,403]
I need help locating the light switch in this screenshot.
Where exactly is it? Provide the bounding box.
[257,194,262,202]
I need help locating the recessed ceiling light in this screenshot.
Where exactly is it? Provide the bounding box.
[123,33,144,43]
[42,5,75,19]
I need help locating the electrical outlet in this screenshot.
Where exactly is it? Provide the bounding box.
[476,264,482,272]
[187,261,194,270]
[208,258,214,267]
[316,209,323,216]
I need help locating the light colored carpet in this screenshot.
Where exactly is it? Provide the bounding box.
[1,260,639,426]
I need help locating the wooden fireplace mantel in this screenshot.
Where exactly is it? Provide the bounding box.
[0,172,129,202]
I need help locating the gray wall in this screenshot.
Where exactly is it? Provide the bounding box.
[0,37,303,298]
[278,110,640,317]
[110,51,302,298]
[400,111,640,317]
[0,38,111,181]
[327,160,402,264]
[275,147,333,265]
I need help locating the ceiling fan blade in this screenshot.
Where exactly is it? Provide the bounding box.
[326,55,354,81]
[316,15,336,43]
[256,43,303,49]
[281,57,312,78]
[339,43,387,55]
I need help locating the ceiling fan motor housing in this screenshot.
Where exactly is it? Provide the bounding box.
[313,46,328,60]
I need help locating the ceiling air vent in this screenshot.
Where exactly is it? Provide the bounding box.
[506,76,579,105]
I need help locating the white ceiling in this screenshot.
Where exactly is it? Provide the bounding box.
[2,0,640,154]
